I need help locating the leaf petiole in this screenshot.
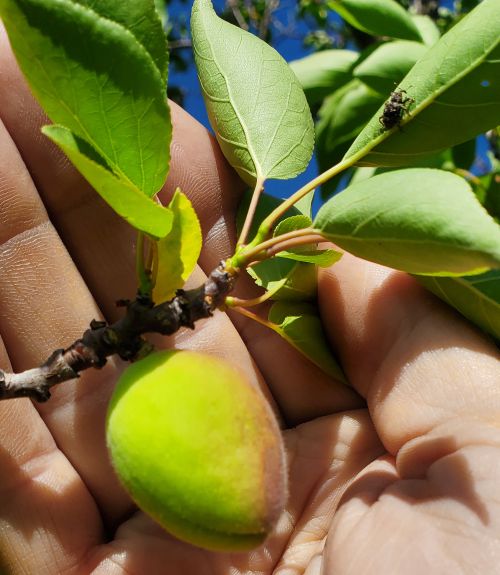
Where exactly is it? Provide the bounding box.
[225,289,278,309]
[230,227,325,268]
[136,232,159,297]
[259,155,357,235]
[237,175,266,248]
[231,306,278,330]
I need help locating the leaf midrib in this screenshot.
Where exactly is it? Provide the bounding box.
[195,16,264,181]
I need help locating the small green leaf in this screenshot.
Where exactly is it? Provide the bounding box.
[353,41,428,95]
[153,189,203,303]
[248,259,317,302]
[247,213,320,301]
[289,49,358,106]
[74,0,169,81]
[313,168,500,275]
[0,0,171,197]
[271,215,343,267]
[345,0,500,166]
[268,301,346,382]
[43,125,172,239]
[294,190,315,219]
[274,215,312,237]
[327,0,422,41]
[278,249,341,267]
[416,271,500,342]
[191,0,314,186]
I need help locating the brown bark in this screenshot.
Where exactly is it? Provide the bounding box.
[0,262,238,402]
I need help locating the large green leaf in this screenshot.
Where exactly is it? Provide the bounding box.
[74,0,168,81]
[153,189,202,303]
[43,125,172,238]
[417,271,500,342]
[0,0,171,197]
[289,49,358,106]
[313,168,500,275]
[353,40,428,95]
[345,0,500,166]
[327,0,422,42]
[191,0,314,186]
[268,301,346,382]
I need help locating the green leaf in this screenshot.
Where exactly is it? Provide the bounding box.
[345,0,500,167]
[247,259,317,302]
[317,81,384,156]
[451,139,477,171]
[353,40,428,95]
[313,168,500,275]
[278,249,342,267]
[247,213,320,301]
[154,0,167,26]
[268,301,346,382]
[316,80,384,195]
[74,0,169,81]
[0,0,171,197]
[294,190,315,219]
[43,125,172,239]
[153,189,203,303]
[270,214,342,267]
[416,271,500,342]
[411,14,441,46]
[274,215,312,237]
[289,49,358,106]
[191,0,314,186]
[327,0,422,42]
[484,171,500,221]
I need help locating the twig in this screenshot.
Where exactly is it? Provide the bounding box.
[168,39,193,51]
[227,0,248,30]
[0,262,238,402]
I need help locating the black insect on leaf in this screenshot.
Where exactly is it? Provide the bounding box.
[379,89,415,130]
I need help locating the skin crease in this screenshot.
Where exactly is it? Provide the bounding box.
[0,23,499,575]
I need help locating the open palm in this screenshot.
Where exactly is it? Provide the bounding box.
[0,25,499,575]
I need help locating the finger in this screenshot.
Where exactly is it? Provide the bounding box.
[0,112,143,525]
[325,419,500,574]
[319,253,500,455]
[0,339,104,574]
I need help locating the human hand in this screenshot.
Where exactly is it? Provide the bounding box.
[0,24,499,575]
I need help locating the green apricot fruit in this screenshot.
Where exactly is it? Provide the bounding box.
[106,349,287,551]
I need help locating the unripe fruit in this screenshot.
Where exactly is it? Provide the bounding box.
[106,350,287,551]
